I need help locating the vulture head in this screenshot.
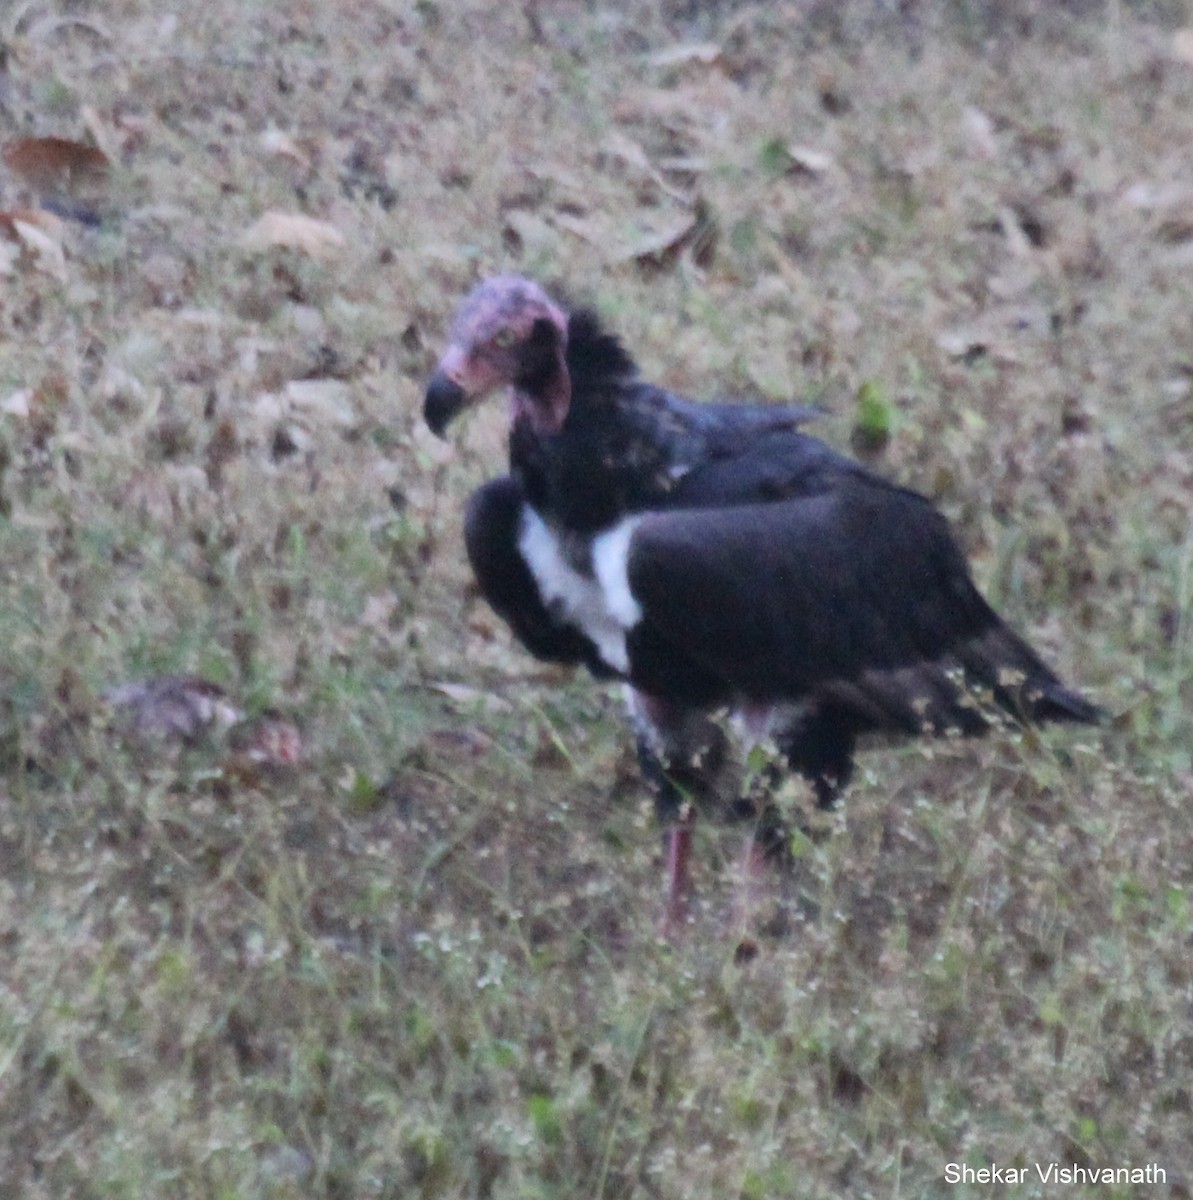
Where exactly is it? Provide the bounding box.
[424,275,571,438]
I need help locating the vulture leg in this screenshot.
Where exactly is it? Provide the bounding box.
[662,806,695,936]
[628,690,727,931]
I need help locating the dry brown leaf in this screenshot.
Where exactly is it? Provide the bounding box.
[1118,180,1193,242]
[0,206,65,240]
[937,329,985,360]
[1171,27,1193,65]
[648,43,722,69]
[937,302,1048,365]
[1119,181,1193,212]
[422,728,493,759]
[617,212,700,265]
[80,104,121,162]
[502,209,559,255]
[552,210,604,245]
[602,130,653,175]
[529,160,588,194]
[786,144,835,176]
[283,378,358,428]
[23,14,114,45]
[961,107,998,160]
[428,681,512,713]
[602,132,699,202]
[241,211,346,259]
[998,206,1035,259]
[259,127,311,169]
[2,136,109,196]
[12,217,67,281]
[655,155,708,174]
[618,197,717,269]
[1,389,32,418]
[105,676,243,748]
[558,197,715,268]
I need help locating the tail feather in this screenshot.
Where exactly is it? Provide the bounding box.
[1021,681,1104,726]
[955,621,1103,727]
[812,618,1102,744]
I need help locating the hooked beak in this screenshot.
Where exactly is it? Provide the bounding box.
[423,370,471,438]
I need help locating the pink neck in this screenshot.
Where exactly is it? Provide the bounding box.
[509,370,570,436]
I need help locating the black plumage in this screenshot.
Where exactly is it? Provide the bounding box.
[424,275,1101,913]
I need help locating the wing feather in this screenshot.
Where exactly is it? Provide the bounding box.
[623,480,1014,707]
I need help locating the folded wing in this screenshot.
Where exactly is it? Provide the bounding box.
[624,478,1100,732]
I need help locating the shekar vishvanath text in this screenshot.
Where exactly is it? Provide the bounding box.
[945,1162,1165,1185]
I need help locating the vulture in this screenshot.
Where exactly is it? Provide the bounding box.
[424,275,1101,922]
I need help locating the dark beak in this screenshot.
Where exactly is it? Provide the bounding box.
[423,371,470,438]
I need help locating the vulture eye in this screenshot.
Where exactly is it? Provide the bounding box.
[491,328,516,349]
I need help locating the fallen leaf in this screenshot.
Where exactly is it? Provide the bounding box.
[1119,180,1193,213]
[961,107,998,160]
[786,144,835,176]
[428,681,512,713]
[422,728,494,759]
[1154,214,1193,244]
[612,197,717,269]
[1118,180,1193,242]
[502,209,559,255]
[999,206,1035,258]
[80,104,121,162]
[1171,27,1193,65]
[552,210,604,245]
[12,217,67,281]
[22,14,113,46]
[655,155,708,175]
[241,211,346,260]
[2,136,109,197]
[602,130,654,175]
[105,676,243,748]
[620,214,699,265]
[283,378,358,428]
[648,43,722,69]
[259,127,311,170]
[0,206,66,240]
[600,131,700,202]
[1,389,32,418]
[528,160,588,194]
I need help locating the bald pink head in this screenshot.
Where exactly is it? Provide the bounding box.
[424,275,571,437]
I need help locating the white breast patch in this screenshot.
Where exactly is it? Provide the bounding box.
[517,508,643,673]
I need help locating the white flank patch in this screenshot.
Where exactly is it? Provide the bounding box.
[730,701,809,750]
[518,509,642,673]
[592,519,643,627]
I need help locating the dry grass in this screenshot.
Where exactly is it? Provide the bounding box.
[1,1,1192,1196]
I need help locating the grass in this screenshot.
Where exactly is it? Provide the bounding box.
[1,0,1192,1196]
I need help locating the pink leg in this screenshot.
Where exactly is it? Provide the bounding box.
[626,689,725,937]
[661,810,695,935]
